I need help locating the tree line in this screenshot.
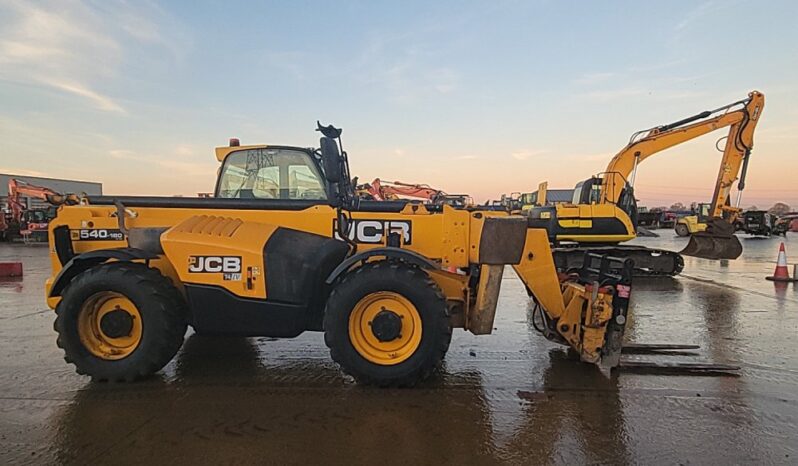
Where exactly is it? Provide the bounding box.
[653,202,792,216]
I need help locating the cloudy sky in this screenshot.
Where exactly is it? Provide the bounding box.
[1,0,796,207]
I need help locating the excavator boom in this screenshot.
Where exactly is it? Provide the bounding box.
[601,91,764,260]
[377,179,443,201]
[356,178,472,206]
[601,91,764,213]
[6,179,81,223]
[7,179,61,223]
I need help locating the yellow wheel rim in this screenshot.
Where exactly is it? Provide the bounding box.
[348,291,422,365]
[77,291,142,360]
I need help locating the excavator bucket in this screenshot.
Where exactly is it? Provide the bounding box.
[680,218,742,260]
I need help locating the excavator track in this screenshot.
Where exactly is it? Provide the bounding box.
[553,245,684,277]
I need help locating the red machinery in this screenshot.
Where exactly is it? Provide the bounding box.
[774,213,798,233]
[355,178,472,207]
[1,179,77,241]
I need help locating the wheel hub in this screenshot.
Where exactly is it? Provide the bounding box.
[370,309,403,342]
[78,292,143,360]
[348,291,422,366]
[100,307,135,339]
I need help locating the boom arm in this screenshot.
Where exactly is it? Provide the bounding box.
[7,179,81,222]
[601,91,764,221]
[8,179,60,222]
[359,178,446,202]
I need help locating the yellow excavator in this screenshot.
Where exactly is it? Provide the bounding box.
[528,90,764,275]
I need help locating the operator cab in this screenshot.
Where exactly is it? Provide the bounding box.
[694,203,712,223]
[573,177,638,228]
[214,123,355,209]
[216,147,329,201]
[572,177,602,205]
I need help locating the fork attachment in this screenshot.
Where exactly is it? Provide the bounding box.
[576,252,634,371]
[513,230,634,370]
[620,343,741,375]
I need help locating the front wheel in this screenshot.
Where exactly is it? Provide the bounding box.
[675,223,690,237]
[324,262,451,387]
[54,262,187,382]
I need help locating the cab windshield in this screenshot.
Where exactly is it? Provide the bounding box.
[573,178,602,204]
[216,148,327,200]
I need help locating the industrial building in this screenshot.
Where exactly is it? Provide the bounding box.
[0,173,103,210]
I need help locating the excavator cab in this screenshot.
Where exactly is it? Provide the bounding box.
[572,177,602,204]
[574,176,639,231]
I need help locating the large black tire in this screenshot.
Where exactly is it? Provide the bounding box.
[54,262,187,382]
[674,223,690,237]
[324,262,451,387]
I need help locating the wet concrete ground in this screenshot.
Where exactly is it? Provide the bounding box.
[1,233,797,465]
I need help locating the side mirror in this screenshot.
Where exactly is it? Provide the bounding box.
[320,137,342,183]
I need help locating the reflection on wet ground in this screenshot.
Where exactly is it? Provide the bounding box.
[1,235,797,464]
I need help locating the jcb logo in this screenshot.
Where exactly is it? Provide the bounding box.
[188,256,242,273]
[333,219,412,245]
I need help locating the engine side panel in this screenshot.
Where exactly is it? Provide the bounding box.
[161,215,275,299]
[527,204,635,243]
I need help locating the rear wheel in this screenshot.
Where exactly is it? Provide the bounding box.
[324,262,451,387]
[55,262,187,382]
[675,223,690,237]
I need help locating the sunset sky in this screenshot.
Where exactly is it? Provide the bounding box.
[1,0,797,208]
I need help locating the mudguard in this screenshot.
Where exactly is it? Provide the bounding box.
[48,248,159,297]
[325,247,438,285]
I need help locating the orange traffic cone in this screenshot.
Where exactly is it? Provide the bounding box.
[766,243,798,282]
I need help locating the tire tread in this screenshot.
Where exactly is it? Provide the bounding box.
[324,261,451,387]
[54,262,187,382]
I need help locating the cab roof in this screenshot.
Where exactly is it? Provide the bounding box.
[214,144,268,162]
[214,144,316,162]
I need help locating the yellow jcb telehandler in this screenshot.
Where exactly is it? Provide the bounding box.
[43,123,730,386]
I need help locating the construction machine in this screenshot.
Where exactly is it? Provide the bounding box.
[528,91,764,275]
[41,123,658,387]
[486,192,522,212]
[355,178,473,207]
[1,179,80,242]
[674,202,713,237]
